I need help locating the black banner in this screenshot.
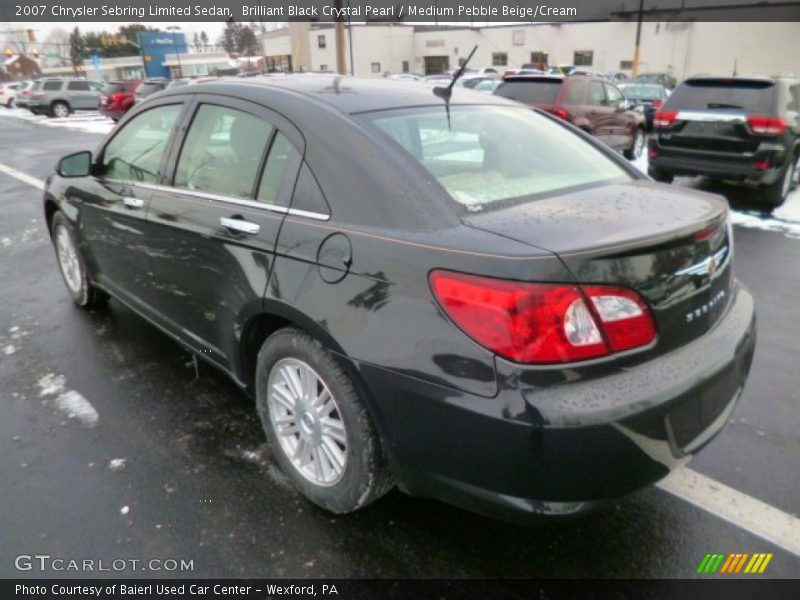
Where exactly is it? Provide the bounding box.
[2,0,800,22]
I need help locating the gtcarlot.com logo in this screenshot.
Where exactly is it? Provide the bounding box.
[697,552,774,574]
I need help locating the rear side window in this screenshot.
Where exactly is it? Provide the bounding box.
[666,79,776,113]
[495,80,562,104]
[256,133,302,206]
[67,81,90,91]
[290,163,330,216]
[588,81,606,106]
[43,81,62,91]
[174,104,273,199]
[103,104,182,183]
[564,79,586,104]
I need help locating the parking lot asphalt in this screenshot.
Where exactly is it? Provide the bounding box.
[1,116,798,579]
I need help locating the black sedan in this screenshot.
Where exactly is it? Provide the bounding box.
[43,76,756,523]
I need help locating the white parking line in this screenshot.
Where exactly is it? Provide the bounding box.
[1,161,799,557]
[657,467,800,556]
[0,162,44,191]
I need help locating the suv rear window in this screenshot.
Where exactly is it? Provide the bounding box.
[666,79,776,113]
[495,79,562,104]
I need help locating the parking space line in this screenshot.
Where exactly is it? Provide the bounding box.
[2,161,798,556]
[0,162,44,191]
[657,467,800,556]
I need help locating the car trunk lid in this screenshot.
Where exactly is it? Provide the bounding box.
[462,180,733,355]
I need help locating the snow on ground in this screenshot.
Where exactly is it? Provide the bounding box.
[35,373,99,427]
[0,107,114,135]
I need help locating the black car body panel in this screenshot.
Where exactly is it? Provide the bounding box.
[44,76,756,522]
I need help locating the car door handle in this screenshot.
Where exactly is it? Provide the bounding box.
[122,197,145,209]
[220,217,260,235]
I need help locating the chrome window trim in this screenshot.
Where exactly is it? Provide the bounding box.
[133,182,331,221]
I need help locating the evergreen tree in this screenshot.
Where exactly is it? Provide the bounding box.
[69,26,86,73]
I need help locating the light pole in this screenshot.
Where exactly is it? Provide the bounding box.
[166,26,182,78]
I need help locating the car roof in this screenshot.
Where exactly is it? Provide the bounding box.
[168,75,515,114]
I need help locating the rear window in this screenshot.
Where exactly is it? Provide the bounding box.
[136,83,163,97]
[666,79,776,113]
[104,82,136,94]
[365,105,629,212]
[495,80,562,104]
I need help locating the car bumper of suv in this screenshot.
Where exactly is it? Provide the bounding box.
[648,140,787,185]
[350,281,756,523]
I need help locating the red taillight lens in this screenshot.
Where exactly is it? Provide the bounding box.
[549,108,571,121]
[110,92,125,104]
[653,110,678,128]
[651,100,663,109]
[429,271,656,364]
[746,115,786,136]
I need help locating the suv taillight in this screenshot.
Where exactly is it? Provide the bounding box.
[429,271,657,364]
[651,100,663,109]
[549,108,571,121]
[653,110,678,128]
[110,92,125,104]
[746,115,787,136]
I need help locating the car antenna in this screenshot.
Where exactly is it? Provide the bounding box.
[434,45,478,128]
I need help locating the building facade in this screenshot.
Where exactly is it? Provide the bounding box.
[262,21,800,80]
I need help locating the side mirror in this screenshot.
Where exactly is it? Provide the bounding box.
[57,151,92,178]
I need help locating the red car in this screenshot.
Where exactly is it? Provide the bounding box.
[98,80,142,121]
[495,74,646,160]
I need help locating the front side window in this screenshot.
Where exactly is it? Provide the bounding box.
[174,104,273,199]
[367,105,629,212]
[102,104,182,183]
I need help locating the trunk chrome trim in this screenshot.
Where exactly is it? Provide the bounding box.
[676,111,746,123]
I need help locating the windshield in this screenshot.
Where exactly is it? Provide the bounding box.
[494,80,562,104]
[365,105,629,212]
[666,79,775,113]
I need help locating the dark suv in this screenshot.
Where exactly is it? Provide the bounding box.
[495,74,646,160]
[648,76,800,207]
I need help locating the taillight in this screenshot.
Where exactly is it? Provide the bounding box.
[746,115,786,136]
[653,110,678,128]
[651,100,663,109]
[549,108,571,121]
[33,92,45,99]
[429,271,656,364]
[111,92,125,104]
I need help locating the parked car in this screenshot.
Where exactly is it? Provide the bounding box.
[495,74,647,159]
[28,78,104,117]
[606,72,630,83]
[133,78,169,105]
[634,72,678,90]
[44,77,755,523]
[648,75,800,207]
[0,81,21,107]
[619,82,670,129]
[99,80,143,121]
[165,76,219,89]
[472,79,500,93]
[12,80,35,109]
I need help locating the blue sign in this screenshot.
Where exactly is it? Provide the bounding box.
[90,53,102,82]
[139,31,188,80]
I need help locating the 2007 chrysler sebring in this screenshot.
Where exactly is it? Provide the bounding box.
[44,76,756,522]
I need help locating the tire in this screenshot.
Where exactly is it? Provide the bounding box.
[255,327,394,514]
[51,212,108,308]
[648,168,674,184]
[6,98,14,108]
[760,152,799,208]
[50,101,70,118]
[624,127,645,160]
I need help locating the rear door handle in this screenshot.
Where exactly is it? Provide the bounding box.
[122,197,145,209]
[220,217,260,235]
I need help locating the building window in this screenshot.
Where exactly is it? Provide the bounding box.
[320,64,329,72]
[512,30,525,46]
[492,52,508,66]
[371,62,381,73]
[619,60,633,70]
[530,52,548,65]
[318,35,326,49]
[402,60,409,73]
[574,51,594,66]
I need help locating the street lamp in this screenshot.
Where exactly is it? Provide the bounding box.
[166,26,182,78]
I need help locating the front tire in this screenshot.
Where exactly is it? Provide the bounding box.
[51,212,107,308]
[648,168,674,184]
[624,127,645,160]
[50,101,70,118]
[760,152,799,208]
[255,327,393,513]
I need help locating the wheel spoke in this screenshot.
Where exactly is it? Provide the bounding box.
[321,418,346,445]
[321,438,345,473]
[271,383,295,412]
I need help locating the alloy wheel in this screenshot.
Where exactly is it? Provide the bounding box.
[55,225,82,294]
[53,103,69,118]
[267,357,348,487]
[633,130,645,158]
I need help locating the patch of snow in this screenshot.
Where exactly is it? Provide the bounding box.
[1,238,11,247]
[108,458,127,472]
[0,107,114,135]
[3,344,16,356]
[120,505,130,515]
[53,390,99,427]
[37,373,66,397]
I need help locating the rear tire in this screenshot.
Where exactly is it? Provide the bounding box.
[760,152,798,208]
[50,101,70,118]
[255,327,394,514]
[648,168,674,184]
[51,212,108,308]
[624,127,645,160]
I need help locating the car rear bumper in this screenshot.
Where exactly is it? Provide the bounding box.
[648,139,787,184]
[351,281,756,523]
[99,106,125,119]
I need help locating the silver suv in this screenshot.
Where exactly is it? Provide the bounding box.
[29,78,104,118]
